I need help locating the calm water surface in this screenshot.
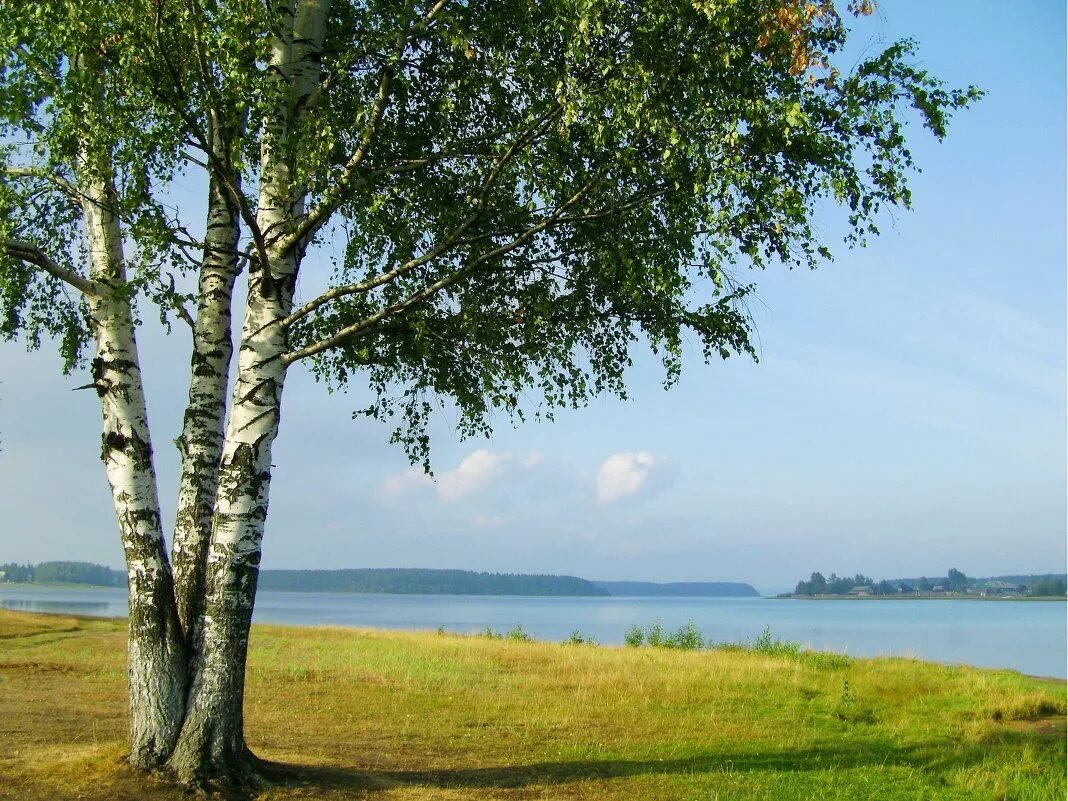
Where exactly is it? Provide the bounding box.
[2,585,1064,678]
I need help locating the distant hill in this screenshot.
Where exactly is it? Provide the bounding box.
[258,568,610,596]
[592,581,760,597]
[2,561,760,598]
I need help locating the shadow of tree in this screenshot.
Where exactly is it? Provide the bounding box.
[263,735,1020,794]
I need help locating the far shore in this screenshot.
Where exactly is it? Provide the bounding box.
[777,593,1067,601]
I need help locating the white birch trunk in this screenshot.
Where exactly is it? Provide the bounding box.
[166,0,330,784]
[171,162,241,650]
[81,169,187,768]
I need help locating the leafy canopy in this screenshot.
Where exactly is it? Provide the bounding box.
[0,0,980,465]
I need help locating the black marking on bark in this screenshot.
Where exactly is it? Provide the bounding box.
[101,430,129,461]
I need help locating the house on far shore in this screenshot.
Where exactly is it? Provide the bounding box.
[848,585,873,596]
[977,580,1022,596]
[931,585,946,593]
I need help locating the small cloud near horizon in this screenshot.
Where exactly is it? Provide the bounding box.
[380,449,541,504]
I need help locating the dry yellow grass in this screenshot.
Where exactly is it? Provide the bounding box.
[0,610,1064,800]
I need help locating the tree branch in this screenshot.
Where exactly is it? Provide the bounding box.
[279,106,562,331]
[281,174,600,365]
[3,166,81,201]
[2,238,101,296]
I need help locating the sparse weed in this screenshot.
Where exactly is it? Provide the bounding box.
[712,625,851,670]
[835,678,877,724]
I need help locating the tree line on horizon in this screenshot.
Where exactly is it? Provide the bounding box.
[792,569,1066,597]
[0,561,125,587]
[259,568,611,596]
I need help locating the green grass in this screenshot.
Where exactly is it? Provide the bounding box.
[0,609,1063,800]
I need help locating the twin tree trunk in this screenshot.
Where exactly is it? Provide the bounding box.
[69,2,329,786]
[92,176,295,783]
[87,3,326,785]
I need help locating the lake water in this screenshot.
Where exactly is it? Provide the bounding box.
[1,585,1064,678]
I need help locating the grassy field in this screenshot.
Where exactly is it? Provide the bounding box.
[0,609,1063,800]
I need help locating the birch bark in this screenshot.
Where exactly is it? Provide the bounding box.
[166,0,330,784]
[80,163,187,768]
[171,154,241,651]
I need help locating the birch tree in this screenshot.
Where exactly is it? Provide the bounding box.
[0,0,979,788]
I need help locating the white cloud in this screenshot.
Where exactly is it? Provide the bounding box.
[379,449,542,504]
[437,449,507,502]
[596,451,665,504]
[380,468,433,499]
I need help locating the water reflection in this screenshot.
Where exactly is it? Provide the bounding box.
[0,599,111,614]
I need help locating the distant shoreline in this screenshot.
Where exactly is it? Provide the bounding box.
[777,593,1067,602]
[0,579,763,599]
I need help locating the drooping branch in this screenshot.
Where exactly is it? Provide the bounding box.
[2,238,101,296]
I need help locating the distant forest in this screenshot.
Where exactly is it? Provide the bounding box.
[259,568,609,596]
[790,569,1067,598]
[0,561,124,587]
[0,562,760,597]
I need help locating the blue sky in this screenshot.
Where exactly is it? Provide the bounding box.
[1,1,1064,593]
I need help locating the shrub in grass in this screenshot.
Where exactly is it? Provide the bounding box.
[623,621,707,650]
[564,629,597,646]
[506,624,533,642]
[712,625,851,670]
[751,625,801,657]
[624,624,644,647]
[669,621,706,650]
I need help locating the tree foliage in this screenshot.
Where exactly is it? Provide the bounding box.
[1,0,980,466]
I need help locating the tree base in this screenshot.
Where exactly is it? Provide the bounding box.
[164,724,266,791]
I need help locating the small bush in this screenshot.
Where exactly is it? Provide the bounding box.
[564,629,597,646]
[623,621,707,650]
[751,625,801,657]
[505,624,533,643]
[480,626,502,639]
[624,624,644,647]
[644,621,668,647]
[669,621,707,650]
